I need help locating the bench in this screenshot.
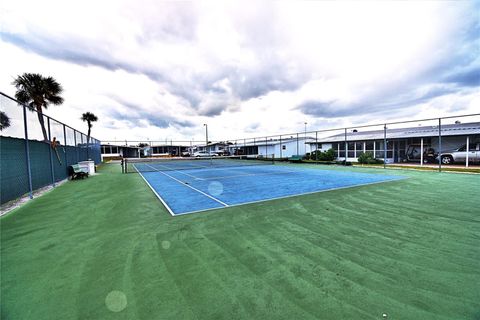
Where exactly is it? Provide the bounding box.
[288,155,303,163]
[69,164,89,180]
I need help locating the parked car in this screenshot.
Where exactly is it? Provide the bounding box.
[436,143,480,164]
[192,151,215,157]
[214,150,230,156]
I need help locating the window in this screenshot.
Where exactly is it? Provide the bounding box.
[282,145,286,150]
[347,142,354,158]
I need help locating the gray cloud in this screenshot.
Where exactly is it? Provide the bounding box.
[105,96,195,129]
[1,6,311,117]
[444,65,480,87]
[298,83,462,118]
[298,17,479,119]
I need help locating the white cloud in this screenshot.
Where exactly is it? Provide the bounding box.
[0,0,478,142]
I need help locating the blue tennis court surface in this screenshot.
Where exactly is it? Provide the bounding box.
[136,163,405,215]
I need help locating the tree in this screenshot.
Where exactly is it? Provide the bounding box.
[0,111,11,131]
[12,73,64,141]
[81,112,98,159]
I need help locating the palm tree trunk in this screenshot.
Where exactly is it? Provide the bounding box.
[36,108,49,142]
[87,126,91,159]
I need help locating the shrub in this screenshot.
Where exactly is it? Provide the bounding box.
[357,152,383,164]
[311,148,336,161]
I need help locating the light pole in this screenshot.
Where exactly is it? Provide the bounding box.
[203,124,208,154]
[304,122,307,155]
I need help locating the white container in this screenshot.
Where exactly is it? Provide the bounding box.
[78,160,95,174]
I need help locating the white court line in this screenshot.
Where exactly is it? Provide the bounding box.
[134,165,175,216]
[150,162,204,180]
[198,170,297,181]
[144,164,229,207]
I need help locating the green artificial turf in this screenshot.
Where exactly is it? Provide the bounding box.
[1,163,479,320]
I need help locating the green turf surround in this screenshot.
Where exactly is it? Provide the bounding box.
[1,163,479,319]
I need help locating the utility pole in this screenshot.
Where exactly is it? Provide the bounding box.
[304,122,307,155]
[203,124,208,154]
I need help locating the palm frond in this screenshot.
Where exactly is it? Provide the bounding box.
[0,111,11,130]
[12,73,64,110]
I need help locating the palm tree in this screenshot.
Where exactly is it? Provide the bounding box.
[81,112,98,158]
[12,73,64,141]
[0,111,11,131]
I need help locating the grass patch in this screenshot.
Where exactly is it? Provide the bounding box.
[354,163,480,174]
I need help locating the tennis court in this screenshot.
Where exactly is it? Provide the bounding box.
[126,157,406,215]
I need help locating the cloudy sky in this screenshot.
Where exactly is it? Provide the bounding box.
[1,0,479,142]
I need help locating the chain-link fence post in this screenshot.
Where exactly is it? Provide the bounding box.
[296,133,299,155]
[47,117,56,186]
[22,104,33,199]
[315,131,318,161]
[74,129,79,163]
[265,137,267,156]
[438,118,442,172]
[383,124,387,169]
[63,124,68,167]
[279,135,282,159]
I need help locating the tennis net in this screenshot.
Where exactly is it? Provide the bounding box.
[124,155,274,173]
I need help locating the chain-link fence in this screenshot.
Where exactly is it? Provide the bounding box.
[0,92,101,205]
[104,113,480,171]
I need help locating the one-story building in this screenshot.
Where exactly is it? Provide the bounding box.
[147,144,190,157]
[195,142,231,155]
[101,144,141,161]
[228,136,315,158]
[307,122,480,165]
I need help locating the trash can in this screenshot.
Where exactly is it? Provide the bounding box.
[78,160,95,175]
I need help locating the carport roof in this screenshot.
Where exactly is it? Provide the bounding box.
[308,122,480,143]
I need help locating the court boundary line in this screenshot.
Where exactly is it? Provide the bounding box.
[135,166,176,216]
[196,170,297,181]
[144,163,229,207]
[171,176,408,216]
[149,163,203,180]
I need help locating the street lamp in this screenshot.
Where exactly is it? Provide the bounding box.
[304,122,307,155]
[203,124,208,154]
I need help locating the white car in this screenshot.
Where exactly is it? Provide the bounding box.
[437,143,480,164]
[192,151,215,157]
